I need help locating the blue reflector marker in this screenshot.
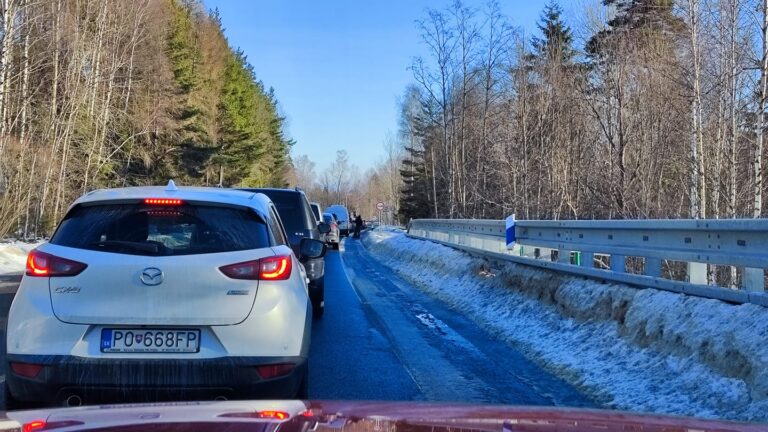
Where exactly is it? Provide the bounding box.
[505,214,516,249]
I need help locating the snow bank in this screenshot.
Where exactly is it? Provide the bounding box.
[362,228,768,422]
[0,241,40,275]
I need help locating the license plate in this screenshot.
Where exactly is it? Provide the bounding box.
[100,329,200,353]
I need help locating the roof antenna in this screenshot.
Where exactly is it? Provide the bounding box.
[166,179,178,192]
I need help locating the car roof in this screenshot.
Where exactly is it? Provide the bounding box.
[71,185,274,214]
[325,205,348,216]
[241,187,304,196]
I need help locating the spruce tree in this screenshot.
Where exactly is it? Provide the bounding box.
[398,145,432,221]
[167,0,212,181]
[586,0,683,55]
[531,1,574,63]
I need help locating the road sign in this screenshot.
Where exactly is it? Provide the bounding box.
[376,202,384,211]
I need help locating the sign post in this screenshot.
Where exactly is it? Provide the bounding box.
[376,202,384,226]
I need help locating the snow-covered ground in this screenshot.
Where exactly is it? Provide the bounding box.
[0,241,41,274]
[362,228,768,422]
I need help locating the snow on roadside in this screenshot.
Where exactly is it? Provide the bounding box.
[0,241,41,275]
[362,228,768,422]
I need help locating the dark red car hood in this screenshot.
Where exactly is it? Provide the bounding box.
[1,401,764,432]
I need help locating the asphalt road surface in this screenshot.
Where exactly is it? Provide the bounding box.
[0,236,594,408]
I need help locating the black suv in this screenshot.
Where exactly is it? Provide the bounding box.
[240,188,330,317]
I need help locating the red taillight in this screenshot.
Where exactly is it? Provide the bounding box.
[11,362,43,378]
[257,411,289,420]
[219,411,290,420]
[26,250,87,277]
[144,198,182,205]
[219,255,292,281]
[23,420,46,432]
[256,363,295,379]
[260,256,291,280]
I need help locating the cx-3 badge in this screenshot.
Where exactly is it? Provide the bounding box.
[140,267,163,286]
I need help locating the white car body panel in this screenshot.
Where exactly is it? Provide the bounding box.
[69,186,262,209]
[7,189,310,361]
[43,243,272,326]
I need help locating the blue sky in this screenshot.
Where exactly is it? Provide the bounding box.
[203,1,554,172]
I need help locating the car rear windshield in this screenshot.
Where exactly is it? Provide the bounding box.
[258,191,310,235]
[323,214,333,223]
[50,203,270,256]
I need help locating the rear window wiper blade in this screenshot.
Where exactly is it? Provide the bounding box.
[89,240,160,254]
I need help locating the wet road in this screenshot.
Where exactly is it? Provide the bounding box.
[0,237,593,407]
[308,244,421,400]
[322,237,592,406]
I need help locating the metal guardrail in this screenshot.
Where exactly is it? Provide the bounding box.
[407,219,768,307]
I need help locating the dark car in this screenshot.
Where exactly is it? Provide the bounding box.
[239,188,330,317]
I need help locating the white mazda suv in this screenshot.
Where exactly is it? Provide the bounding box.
[5,182,324,407]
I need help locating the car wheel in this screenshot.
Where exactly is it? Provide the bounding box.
[311,278,325,319]
[296,365,309,399]
[313,300,325,318]
[333,243,339,250]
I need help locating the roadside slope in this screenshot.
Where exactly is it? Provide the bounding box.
[362,228,768,422]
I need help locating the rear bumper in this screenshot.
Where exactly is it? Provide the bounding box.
[6,354,307,404]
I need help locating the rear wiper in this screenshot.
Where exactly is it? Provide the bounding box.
[89,240,160,254]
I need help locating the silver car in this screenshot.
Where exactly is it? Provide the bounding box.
[310,202,324,241]
[323,213,341,250]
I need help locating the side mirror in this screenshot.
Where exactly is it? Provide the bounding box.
[300,238,326,259]
[317,222,331,234]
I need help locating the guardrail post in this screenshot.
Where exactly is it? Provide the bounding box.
[742,268,765,292]
[687,262,707,285]
[645,258,662,278]
[581,252,594,268]
[610,255,625,272]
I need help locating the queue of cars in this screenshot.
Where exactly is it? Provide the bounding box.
[4,181,353,408]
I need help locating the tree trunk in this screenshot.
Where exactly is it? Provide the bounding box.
[755,0,768,218]
[0,0,19,156]
[38,0,62,232]
[688,0,706,219]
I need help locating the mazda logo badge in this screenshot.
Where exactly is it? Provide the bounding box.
[140,267,163,286]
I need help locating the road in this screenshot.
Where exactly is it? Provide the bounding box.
[0,236,594,407]
[311,237,593,406]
